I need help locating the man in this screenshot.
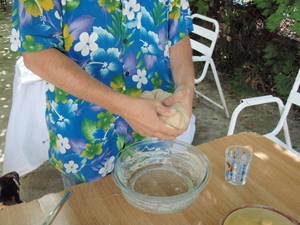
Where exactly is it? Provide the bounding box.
[10,0,195,184]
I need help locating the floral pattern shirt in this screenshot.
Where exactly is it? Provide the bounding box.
[10,0,193,182]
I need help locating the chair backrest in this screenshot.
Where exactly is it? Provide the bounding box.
[271,69,300,136]
[190,14,219,57]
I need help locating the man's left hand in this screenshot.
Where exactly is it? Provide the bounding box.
[162,85,194,120]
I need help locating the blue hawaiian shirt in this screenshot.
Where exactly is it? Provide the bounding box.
[10,0,193,182]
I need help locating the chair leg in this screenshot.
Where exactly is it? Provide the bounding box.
[227,101,248,135]
[210,59,230,118]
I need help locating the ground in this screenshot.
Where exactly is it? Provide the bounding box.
[0,3,299,203]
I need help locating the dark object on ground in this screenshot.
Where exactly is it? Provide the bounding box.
[0,171,22,206]
[0,0,7,10]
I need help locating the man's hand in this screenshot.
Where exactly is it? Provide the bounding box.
[120,97,184,140]
[162,85,194,120]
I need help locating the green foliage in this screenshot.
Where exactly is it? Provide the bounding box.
[189,0,212,15]
[190,0,300,98]
[254,0,299,32]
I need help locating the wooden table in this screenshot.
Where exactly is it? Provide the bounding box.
[1,132,300,225]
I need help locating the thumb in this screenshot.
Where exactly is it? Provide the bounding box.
[156,103,176,117]
[163,95,176,106]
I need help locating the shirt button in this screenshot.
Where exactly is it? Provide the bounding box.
[123,39,128,44]
[124,71,130,76]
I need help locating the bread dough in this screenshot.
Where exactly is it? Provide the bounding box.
[223,207,296,225]
[141,89,190,129]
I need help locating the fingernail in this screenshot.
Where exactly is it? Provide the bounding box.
[169,108,176,114]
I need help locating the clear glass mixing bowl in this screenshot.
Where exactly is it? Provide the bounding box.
[113,139,211,214]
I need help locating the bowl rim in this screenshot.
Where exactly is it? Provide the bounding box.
[112,139,211,201]
[219,205,300,225]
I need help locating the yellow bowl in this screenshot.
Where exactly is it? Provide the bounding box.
[221,205,300,225]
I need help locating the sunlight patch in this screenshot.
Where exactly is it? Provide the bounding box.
[254,152,269,160]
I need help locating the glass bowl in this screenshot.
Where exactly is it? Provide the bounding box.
[113,139,211,214]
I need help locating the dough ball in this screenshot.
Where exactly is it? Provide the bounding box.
[260,219,273,225]
[141,89,190,129]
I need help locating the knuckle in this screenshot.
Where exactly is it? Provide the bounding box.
[177,91,184,98]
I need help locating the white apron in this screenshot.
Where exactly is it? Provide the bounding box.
[3,57,49,176]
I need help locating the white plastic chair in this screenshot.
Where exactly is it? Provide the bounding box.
[228,69,300,157]
[190,14,229,118]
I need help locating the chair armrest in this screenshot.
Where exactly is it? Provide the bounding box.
[193,56,211,84]
[240,95,283,106]
[192,55,210,62]
[227,95,285,136]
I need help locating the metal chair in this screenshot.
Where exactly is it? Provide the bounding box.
[190,14,229,118]
[228,69,300,157]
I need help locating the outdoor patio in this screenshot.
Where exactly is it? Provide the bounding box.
[0,0,300,203]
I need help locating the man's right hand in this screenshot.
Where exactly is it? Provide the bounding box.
[119,96,184,140]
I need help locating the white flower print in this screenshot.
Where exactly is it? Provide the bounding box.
[140,31,159,54]
[56,134,71,154]
[64,160,79,174]
[54,10,61,20]
[86,48,120,76]
[182,0,189,10]
[10,28,21,52]
[164,41,171,57]
[98,156,115,177]
[123,0,141,21]
[132,69,148,89]
[97,48,120,76]
[100,62,114,75]
[57,116,70,128]
[136,12,142,29]
[61,0,66,6]
[74,32,99,56]
[45,82,55,92]
[169,0,175,10]
[164,46,169,57]
[47,112,55,125]
[159,0,168,4]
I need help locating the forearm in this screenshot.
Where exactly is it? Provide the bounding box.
[22,48,129,115]
[169,36,195,90]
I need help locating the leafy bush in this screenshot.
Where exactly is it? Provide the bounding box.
[190,0,300,98]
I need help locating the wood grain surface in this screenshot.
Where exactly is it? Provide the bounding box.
[1,132,299,225]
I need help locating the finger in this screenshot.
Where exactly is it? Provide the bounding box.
[134,122,184,140]
[163,91,183,106]
[134,126,176,140]
[151,132,177,140]
[156,102,176,117]
[133,120,180,140]
[131,125,152,138]
[157,123,185,137]
[162,95,175,106]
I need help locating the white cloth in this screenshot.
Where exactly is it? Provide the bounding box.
[176,114,196,144]
[3,57,49,176]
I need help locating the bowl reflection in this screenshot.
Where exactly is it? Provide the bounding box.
[113,139,211,214]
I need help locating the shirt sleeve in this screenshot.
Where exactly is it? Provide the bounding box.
[168,0,194,46]
[10,0,64,53]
